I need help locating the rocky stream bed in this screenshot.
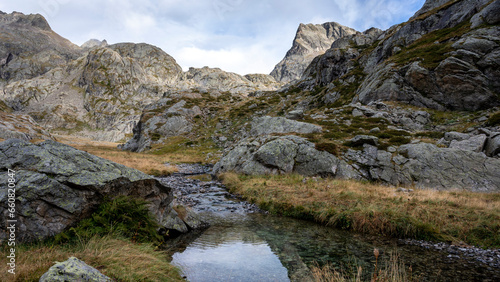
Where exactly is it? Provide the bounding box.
[157,164,500,282]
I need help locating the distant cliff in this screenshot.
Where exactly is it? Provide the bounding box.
[270,22,357,83]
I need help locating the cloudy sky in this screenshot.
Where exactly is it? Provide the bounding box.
[0,0,425,75]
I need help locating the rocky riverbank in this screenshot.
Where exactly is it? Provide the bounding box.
[400,239,500,271]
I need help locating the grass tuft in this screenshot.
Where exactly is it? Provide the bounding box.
[0,235,183,282]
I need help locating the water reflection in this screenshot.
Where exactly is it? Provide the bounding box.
[171,223,290,282]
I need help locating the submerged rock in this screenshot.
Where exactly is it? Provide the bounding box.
[39,257,111,282]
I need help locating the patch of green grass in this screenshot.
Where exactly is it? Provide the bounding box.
[414,131,445,139]
[54,196,163,245]
[151,132,162,142]
[315,142,339,156]
[375,130,411,139]
[486,112,500,127]
[390,20,471,70]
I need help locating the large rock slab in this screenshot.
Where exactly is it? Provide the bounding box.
[213,135,354,177]
[449,134,487,152]
[396,143,500,192]
[0,139,196,243]
[39,257,111,282]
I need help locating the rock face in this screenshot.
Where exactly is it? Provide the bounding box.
[270,22,357,83]
[250,116,322,136]
[297,0,500,111]
[344,142,500,192]
[213,135,353,177]
[0,139,200,243]
[39,257,111,282]
[120,99,202,152]
[1,41,184,142]
[175,67,282,94]
[0,112,54,141]
[216,135,500,192]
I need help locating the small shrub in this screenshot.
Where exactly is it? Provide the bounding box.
[388,136,411,146]
[486,112,500,127]
[414,131,445,139]
[151,132,162,142]
[315,142,339,156]
[54,196,163,244]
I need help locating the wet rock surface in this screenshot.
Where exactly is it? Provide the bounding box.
[159,167,261,217]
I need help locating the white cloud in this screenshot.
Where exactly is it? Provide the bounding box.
[1,0,426,75]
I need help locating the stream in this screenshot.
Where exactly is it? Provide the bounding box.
[159,165,499,282]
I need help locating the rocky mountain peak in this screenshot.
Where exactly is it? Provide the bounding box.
[0,10,51,30]
[270,21,357,83]
[0,11,81,83]
[81,39,108,49]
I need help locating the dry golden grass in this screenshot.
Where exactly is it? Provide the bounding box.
[54,135,179,176]
[311,251,412,282]
[220,173,500,248]
[0,235,183,282]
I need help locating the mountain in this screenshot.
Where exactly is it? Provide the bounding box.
[270,22,357,83]
[297,0,500,111]
[0,11,282,142]
[0,11,82,84]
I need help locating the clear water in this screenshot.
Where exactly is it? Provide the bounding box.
[162,175,499,282]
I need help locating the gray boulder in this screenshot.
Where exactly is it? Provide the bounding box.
[343,142,500,192]
[396,143,500,192]
[39,257,111,282]
[449,134,487,152]
[348,135,379,147]
[471,0,500,28]
[213,135,354,177]
[439,131,471,147]
[0,139,199,243]
[485,132,500,157]
[250,116,322,136]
